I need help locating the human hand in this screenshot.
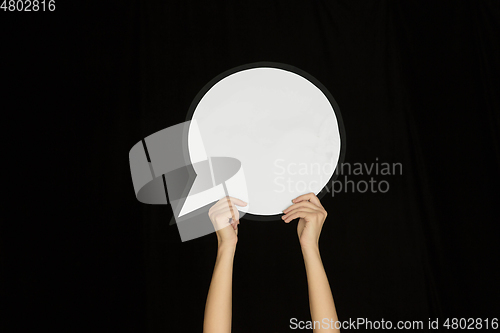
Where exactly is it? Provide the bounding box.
[282,192,327,250]
[208,196,247,248]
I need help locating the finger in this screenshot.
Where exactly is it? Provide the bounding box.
[282,207,316,220]
[229,215,241,230]
[282,208,316,222]
[292,192,323,208]
[283,201,322,214]
[225,196,247,207]
[211,209,235,230]
[209,200,225,214]
[225,202,241,223]
[232,219,240,230]
[210,196,246,213]
[210,197,232,211]
[225,196,238,224]
[211,205,240,223]
[210,199,240,217]
[283,210,311,223]
[211,206,236,221]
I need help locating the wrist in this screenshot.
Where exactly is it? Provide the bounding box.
[301,243,320,256]
[217,240,237,254]
[300,238,319,251]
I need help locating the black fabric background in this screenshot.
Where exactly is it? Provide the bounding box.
[3,1,499,332]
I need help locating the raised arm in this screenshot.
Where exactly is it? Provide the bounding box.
[203,196,246,333]
[283,192,340,333]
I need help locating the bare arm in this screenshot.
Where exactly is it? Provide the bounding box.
[302,247,339,332]
[283,192,340,333]
[203,242,236,333]
[203,196,246,333]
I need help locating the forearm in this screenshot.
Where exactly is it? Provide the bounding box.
[203,244,236,333]
[302,246,339,333]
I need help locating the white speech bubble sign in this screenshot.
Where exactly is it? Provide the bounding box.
[187,63,344,218]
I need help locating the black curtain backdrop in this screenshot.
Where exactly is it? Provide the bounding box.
[3,1,499,332]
